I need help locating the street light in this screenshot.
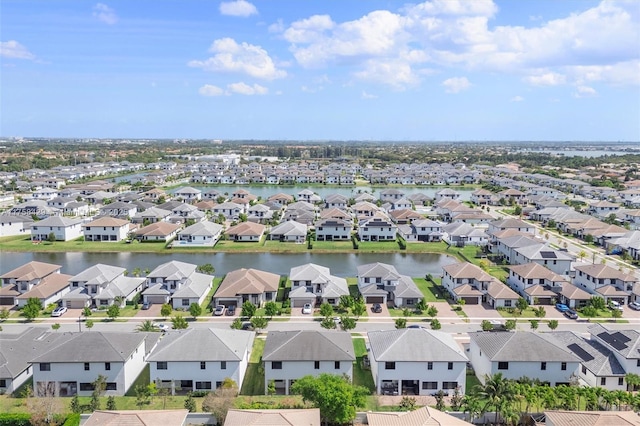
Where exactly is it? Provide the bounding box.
[78,313,83,332]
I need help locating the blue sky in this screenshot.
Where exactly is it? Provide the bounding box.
[1,0,639,141]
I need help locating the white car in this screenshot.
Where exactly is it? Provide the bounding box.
[153,322,169,332]
[51,306,67,317]
[609,301,624,312]
[302,303,312,314]
[628,302,640,311]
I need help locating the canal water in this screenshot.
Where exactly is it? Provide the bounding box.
[0,251,457,278]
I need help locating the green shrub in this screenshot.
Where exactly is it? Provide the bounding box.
[62,413,81,426]
[0,413,31,426]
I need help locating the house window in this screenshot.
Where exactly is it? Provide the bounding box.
[619,377,624,386]
[80,383,95,391]
[448,362,453,370]
[427,362,433,370]
[106,383,117,391]
[105,363,110,371]
[385,362,396,370]
[200,362,206,370]
[182,299,189,306]
[442,381,458,390]
[157,362,167,370]
[84,363,90,371]
[314,361,320,370]
[335,361,340,369]
[561,362,567,371]
[272,361,282,370]
[40,363,50,371]
[498,362,509,370]
[541,362,546,371]
[221,361,226,370]
[504,300,512,307]
[637,359,640,367]
[0,379,6,388]
[601,377,606,386]
[582,366,587,374]
[422,381,438,390]
[196,382,212,390]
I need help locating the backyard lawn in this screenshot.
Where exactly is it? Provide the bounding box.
[240,338,265,396]
[352,337,375,393]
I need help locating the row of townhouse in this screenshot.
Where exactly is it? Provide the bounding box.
[4,323,640,400]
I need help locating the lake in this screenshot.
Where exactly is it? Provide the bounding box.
[0,251,457,278]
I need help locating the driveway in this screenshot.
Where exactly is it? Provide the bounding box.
[134,303,163,318]
[368,302,390,318]
[462,303,502,319]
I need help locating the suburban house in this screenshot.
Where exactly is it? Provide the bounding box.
[0,328,71,395]
[212,202,245,220]
[131,207,171,224]
[441,222,488,247]
[175,221,223,247]
[0,261,63,307]
[0,214,33,237]
[494,235,541,264]
[471,188,495,205]
[358,215,397,242]
[468,331,580,386]
[98,201,138,218]
[15,273,72,309]
[268,220,307,243]
[225,409,320,426]
[142,261,213,309]
[546,331,627,391]
[441,262,493,305]
[367,406,471,426]
[587,200,620,219]
[557,283,593,309]
[511,244,574,276]
[488,218,535,235]
[173,186,202,203]
[262,330,355,395]
[31,332,159,396]
[356,262,423,307]
[367,329,468,396]
[82,217,130,242]
[62,264,145,309]
[247,204,274,223]
[288,263,349,307]
[148,328,254,394]
[83,410,189,426]
[588,324,640,377]
[134,221,181,242]
[30,216,83,242]
[507,263,570,305]
[314,218,352,241]
[225,222,265,242]
[397,218,442,242]
[573,264,636,305]
[213,268,280,309]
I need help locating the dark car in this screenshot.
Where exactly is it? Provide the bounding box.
[564,309,579,320]
[241,322,255,331]
[371,303,382,313]
[226,305,236,316]
[142,301,151,310]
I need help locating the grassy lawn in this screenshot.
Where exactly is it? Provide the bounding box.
[0,235,167,253]
[240,338,265,396]
[497,307,548,319]
[200,278,222,313]
[126,364,150,396]
[358,241,402,252]
[412,278,439,302]
[311,240,354,251]
[262,240,309,253]
[466,370,482,392]
[352,338,375,393]
[213,239,266,252]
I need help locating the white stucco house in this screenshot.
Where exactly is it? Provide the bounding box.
[31,332,159,396]
[30,216,83,241]
[175,221,223,247]
[262,330,355,395]
[82,217,130,242]
[288,263,349,308]
[368,329,468,396]
[148,328,254,394]
[142,261,213,309]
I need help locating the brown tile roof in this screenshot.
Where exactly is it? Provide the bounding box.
[226,221,265,237]
[214,268,280,298]
[0,261,61,281]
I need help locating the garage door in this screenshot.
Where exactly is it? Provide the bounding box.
[146,295,167,304]
[462,297,479,305]
[0,297,14,306]
[66,300,87,309]
[366,296,384,304]
[292,299,312,308]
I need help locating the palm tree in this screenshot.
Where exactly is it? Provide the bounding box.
[601,389,617,411]
[477,373,515,425]
[136,320,159,332]
[461,395,483,423]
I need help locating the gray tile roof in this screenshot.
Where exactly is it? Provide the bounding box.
[469,331,580,363]
[69,264,125,284]
[147,328,254,362]
[588,323,640,359]
[0,328,73,379]
[31,332,149,363]
[368,329,467,362]
[263,331,355,362]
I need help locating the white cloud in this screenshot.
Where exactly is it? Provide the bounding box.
[574,85,597,98]
[198,84,225,96]
[227,82,268,95]
[510,95,524,102]
[188,37,286,80]
[219,0,258,17]
[283,15,335,44]
[268,19,285,34]
[198,82,268,96]
[354,59,421,90]
[0,40,35,60]
[442,76,471,93]
[361,91,378,99]
[524,72,566,86]
[93,3,118,25]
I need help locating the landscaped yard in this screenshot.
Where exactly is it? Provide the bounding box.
[0,235,167,253]
[352,337,375,393]
[240,338,265,396]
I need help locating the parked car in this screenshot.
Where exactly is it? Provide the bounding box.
[226,305,236,316]
[629,301,640,311]
[142,301,151,310]
[241,322,255,331]
[302,303,312,314]
[153,322,169,332]
[371,303,382,313]
[608,300,624,311]
[555,303,569,312]
[51,306,67,317]
[407,324,426,329]
[214,305,225,316]
[564,309,579,320]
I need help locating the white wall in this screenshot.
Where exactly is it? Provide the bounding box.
[34,361,126,396]
[264,360,353,395]
[150,360,242,392]
[373,360,466,395]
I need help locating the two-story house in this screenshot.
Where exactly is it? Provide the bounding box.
[588,324,640,378]
[358,216,397,242]
[288,263,349,308]
[262,330,355,395]
[148,328,254,394]
[173,187,202,203]
[315,218,352,241]
[368,329,468,396]
[142,261,213,309]
[83,217,130,242]
[31,216,83,242]
[573,264,637,305]
[62,264,145,309]
[507,263,569,305]
[356,262,422,308]
[0,261,64,307]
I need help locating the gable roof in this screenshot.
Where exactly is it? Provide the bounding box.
[442,262,493,281]
[262,330,355,362]
[31,332,151,363]
[178,221,223,237]
[224,408,321,426]
[31,216,83,227]
[543,331,625,377]
[357,262,400,280]
[543,410,640,426]
[84,217,129,227]
[69,264,125,284]
[84,410,189,426]
[269,220,307,236]
[147,328,253,362]
[16,273,72,300]
[469,331,580,363]
[367,406,471,426]
[368,329,467,362]
[215,268,280,297]
[147,261,197,280]
[0,328,73,379]
[0,261,61,281]
[588,323,640,359]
